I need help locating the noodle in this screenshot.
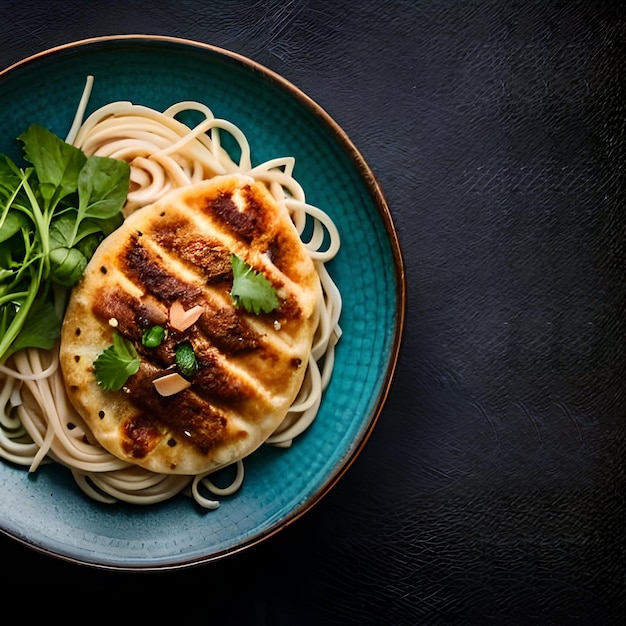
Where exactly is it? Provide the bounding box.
[0,77,342,508]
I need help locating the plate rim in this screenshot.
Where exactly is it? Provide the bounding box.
[0,34,407,570]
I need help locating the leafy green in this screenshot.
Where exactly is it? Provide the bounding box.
[230,254,279,315]
[77,155,130,221]
[93,332,140,391]
[19,123,87,209]
[4,300,61,355]
[0,211,28,243]
[175,341,198,377]
[0,124,130,363]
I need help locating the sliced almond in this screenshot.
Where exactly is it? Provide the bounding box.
[169,301,205,332]
[153,372,191,396]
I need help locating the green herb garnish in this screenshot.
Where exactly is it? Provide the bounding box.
[93,332,140,391]
[230,254,279,315]
[175,341,198,377]
[142,325,166,348]
[0,124,130,363]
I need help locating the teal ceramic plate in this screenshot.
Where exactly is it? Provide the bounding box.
[0,36,405,570]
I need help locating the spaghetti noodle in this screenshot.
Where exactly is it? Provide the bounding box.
[0,77,341,508]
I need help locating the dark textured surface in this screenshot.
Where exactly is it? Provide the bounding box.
[1,1,624,621]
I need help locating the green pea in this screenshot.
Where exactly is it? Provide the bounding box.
[142,325,166,348]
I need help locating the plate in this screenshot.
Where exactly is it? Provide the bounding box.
[0,35,405,570]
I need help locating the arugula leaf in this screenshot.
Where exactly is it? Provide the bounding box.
[230,254,280,315]
[93,332,140,391]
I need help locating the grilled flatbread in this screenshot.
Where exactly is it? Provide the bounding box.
[60,174,321,475]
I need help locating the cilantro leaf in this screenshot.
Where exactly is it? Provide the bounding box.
[93,332,140,391]
[230,254,279,315]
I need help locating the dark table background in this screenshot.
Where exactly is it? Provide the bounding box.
[1,1,624,622]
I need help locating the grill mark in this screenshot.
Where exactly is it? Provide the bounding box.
[92,289,131,332]
[124,363,228,457]
[149,214,233,284]
[267,231,308,283]
[193,345,253,407]
[195,306,258,353]
[92,288,146,342]
[123,233,202,305]
[197,186,270,244]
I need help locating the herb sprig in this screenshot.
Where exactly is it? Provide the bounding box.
[0,124,130,363]
[93,332,141,391]
[230,254,279,315]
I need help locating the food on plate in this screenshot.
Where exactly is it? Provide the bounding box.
[60,174,321,475]
[0,77,341,507]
